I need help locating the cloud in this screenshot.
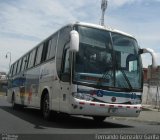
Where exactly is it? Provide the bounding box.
[0,0,160,72]
[0,0,79,72]
[109,0,137,8]
[0,37,35,72]
[105,0,160,68]
[0,0,76,39]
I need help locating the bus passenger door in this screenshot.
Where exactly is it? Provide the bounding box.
[59,47,71,113]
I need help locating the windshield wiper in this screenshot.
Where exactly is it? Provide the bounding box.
[119,68,133,91]
[114,53,133,91]
[97,67,113,88]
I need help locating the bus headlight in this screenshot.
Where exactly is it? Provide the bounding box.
[130,99,141,104]
[72,92,93,101]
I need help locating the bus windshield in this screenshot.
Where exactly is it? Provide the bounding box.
[74,26,142,90]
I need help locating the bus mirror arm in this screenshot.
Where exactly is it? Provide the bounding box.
[139,48,157,69]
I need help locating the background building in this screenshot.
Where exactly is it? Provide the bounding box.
[0,72,7,94]
[142,66,160,109]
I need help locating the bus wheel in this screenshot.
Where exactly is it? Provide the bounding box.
[11,93,18,109]
[93,116,106,122]
[42,93,51,120]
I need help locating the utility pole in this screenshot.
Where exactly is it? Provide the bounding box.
[100,0,108,26]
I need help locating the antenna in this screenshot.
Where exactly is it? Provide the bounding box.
[100,0,108,26]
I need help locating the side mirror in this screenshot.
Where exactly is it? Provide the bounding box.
[70,30,79,52]
[139,48,157,69]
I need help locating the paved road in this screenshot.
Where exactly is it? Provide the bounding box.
[0,96,160,140]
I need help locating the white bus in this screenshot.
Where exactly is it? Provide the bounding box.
[7,22,156,122]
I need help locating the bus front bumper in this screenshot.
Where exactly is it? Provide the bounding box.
[70,98,142,117]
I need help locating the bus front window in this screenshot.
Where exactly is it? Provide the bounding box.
[112,33,142,90]
[73,26,142,91]
[74,26,114,87]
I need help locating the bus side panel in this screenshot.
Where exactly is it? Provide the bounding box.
[39,60,60,111]
[7,87,13,103]
[7,74,27,106]
[7,77,14,103]
[25,66,40,107]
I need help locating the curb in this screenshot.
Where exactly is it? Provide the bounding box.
[111,117,160,124]
[142,107,160,112]
[142,107,154,111]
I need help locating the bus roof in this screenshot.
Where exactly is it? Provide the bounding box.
[11,21,135,66]
[73,22,135,38]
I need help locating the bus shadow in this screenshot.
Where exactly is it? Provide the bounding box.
[0,106,133,130]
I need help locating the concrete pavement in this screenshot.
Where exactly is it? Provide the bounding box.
[142,104,160,112]
[0,94,160,124]
[112,106,160,124]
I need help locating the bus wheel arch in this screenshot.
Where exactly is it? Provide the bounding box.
[41,88,51,120]
[11,92,15,107]
[11,92,18,109]
[40,88,49,110]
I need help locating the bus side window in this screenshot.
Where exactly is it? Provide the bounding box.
[21,57,26,72]
[56,26,72,78]
[21,55,29,72]
[63,49,70,74]
[16,61,19,74]
[41,40,49,62]
[17,59,22,74]
[46,39,52,60]
[61,48,70,82]
[28,49,36,68]
[12,62,17,76]
[47,33,58,60]
[9,65,13,77]
[12,65,14,76]
[25,54,29,70]
[35,44,43,65]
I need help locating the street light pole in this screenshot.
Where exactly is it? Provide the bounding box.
[5,52,12,70]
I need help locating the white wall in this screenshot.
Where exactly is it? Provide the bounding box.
[142,83,160,107]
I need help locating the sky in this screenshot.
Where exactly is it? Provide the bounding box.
[0,0,160,72]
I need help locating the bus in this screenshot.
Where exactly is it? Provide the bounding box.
[7,22,157,122]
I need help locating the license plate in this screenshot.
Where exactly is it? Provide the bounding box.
[108,108,118,113]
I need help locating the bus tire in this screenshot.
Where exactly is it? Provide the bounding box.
[11,93,18,109]
[93,116,106,122]
[42,93,51,120]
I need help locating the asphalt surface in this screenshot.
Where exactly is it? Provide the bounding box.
[0,96,160,140]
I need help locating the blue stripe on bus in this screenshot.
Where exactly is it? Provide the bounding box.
[101,91,141,99]
[77,89,141,99]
